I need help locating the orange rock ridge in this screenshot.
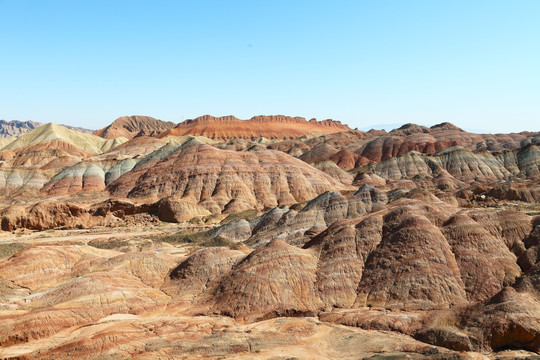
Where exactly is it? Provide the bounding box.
[159,114,352,140]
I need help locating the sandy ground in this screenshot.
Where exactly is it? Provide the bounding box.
[0,223,212,245]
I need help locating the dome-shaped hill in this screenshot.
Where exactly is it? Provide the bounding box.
[430,122,464,132]
[389,123,431,135]
[2,123,127,154]
[94,115,176,139]
[107,142,351,213]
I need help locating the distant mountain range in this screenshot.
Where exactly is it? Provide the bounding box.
[0,120,94,138]
[2,114,351,141]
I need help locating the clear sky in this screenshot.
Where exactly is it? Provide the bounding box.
[1,1,539,133]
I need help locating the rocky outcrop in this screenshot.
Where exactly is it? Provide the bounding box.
[0,195,219,231]
[8,141,87,168]
[467,287,540,352]
[330,148,362,170]
[1,119,539,204]
[307,216,384,308]
[0,314,462,360]
[0,245,177,348]
[486,183,540,203]
[0,245,115,291]
[211,198,534,314]
[209,219,253,242]
[0,270,170,348]
[299,143,339,164]
[156,196,211,222]
[418,287,540,353]
[0,201,93,231]
[313,161,354,184]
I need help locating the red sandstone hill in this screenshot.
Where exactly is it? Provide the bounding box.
[158,115,352,141]
[94,115,176,139]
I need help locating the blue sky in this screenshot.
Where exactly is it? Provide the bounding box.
[1,1,538,133]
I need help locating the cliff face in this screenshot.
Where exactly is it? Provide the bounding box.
[159,114,351,140]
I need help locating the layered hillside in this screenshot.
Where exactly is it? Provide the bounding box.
[0,124,122,195]
[0,118,537,215]
[94,115,176,139]
[275,122,540,186]
[2,123,126,154]
[107,142,350,212]
[159,115,351,140]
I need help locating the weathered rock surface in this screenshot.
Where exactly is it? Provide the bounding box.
[162,247,245,304]
[353,123,538,163]
[0,195,218,231]
[0,314,463,360]
[313,160,355,184]
[307,216,384,308]
[417,286,540,353]
[204,239,324,320]
[156,196,212,222]
[245,188,386,247]
[0,201,93,231]
[353,204,467,310]
[442,213,522,302]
